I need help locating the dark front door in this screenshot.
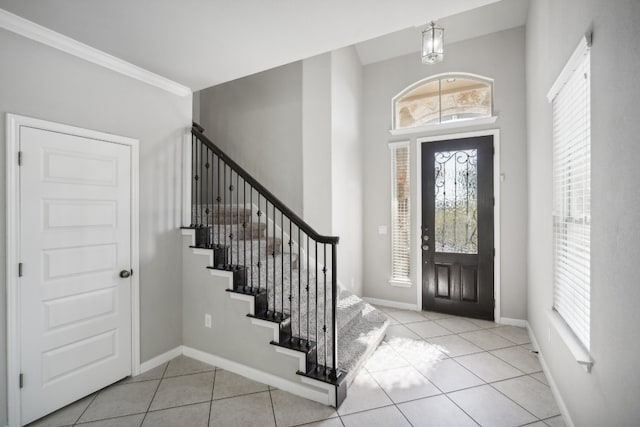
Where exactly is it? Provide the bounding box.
[421,136,494,320]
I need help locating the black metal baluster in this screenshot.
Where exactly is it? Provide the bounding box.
[223,163,227,259]
[323,244,327,370]
[191,135,195,226]
[306,235,310,347]
[257,194,262,294]
[243,180,247,273]
[272,203,276,315]
[198,141,203,227]
[229,172,234,266]
[315,241,318,366]
[217,156,221,249]
[281,211,285,319]
[287,220,291,335]
[250,187,254,292]
[206,149,211,246]
[297,226,301,341]
[331,244,338,377]
[236,172,239,266]
[266,200,270,313]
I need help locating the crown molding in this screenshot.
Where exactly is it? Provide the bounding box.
[0,8,192,97]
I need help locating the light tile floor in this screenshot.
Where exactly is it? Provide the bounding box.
[28,307,565,427]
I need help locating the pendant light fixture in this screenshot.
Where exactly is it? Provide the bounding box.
[422,21,444,64]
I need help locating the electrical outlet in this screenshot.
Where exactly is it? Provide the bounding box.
[204,314,212,328]
[378,225,387,235]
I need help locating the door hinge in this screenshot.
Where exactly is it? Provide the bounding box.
[18,151,23,166]
[18,262,23,277]
[493,248,496,257]
[19,373,23,388]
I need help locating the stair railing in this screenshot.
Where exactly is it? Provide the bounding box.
[189,122,342,383]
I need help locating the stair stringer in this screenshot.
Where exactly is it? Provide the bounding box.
[181,229,339,406]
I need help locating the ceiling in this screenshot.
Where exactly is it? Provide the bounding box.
[0,0,506,92]
[355,0,529,65]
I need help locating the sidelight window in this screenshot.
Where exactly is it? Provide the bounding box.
[390,142,411,284]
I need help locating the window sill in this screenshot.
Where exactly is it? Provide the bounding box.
[548,309,594,372]
[389,116,498,137]
[389,279,412,288]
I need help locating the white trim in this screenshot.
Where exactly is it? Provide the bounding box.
[5,114,20,427]
[388,279,412,288]
[547,34,592,102]
[140,346,183,374]
[390,116,498,137]
[497,317,527,328]
[0,8,191,97]
[182,346,332,406]
[548,310,593,372]
[416,129,501,321]
[362,297,419,311]
[526,322,576,427]
[6,113,141,427]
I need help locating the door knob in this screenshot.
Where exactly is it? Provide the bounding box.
[119,270,132,278]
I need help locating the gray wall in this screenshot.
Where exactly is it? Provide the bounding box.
[198,62,304,214]
[0,29,191,425]
[330,47,364,296]
[526,1,640,425]
[199,52,365,295]
[362,27,528,320]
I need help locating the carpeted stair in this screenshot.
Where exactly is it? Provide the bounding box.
[194,204,389,383]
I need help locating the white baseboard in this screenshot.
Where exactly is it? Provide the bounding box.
[182,346,332,406]
[140,346,183,373]
[363,297,419,311]
[498,317,527,327]
[526,322,575,427]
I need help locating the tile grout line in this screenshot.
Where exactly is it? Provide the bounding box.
[139,360,170,426]
[267,387,278,426]
[71,392,99,426]
[388,315,542,426]
[207,369,217,427]
[394,350,482,427]
[365,365,415,427]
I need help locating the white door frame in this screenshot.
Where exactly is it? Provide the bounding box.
[5,113,141,427]
[415,129,501,322]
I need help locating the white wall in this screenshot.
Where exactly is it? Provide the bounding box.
[198,62,304,214]
[330,47,364,296]
[302,54,333,234]
[0,29,191,425]
[361,27,528,320]
[526,1,640,425]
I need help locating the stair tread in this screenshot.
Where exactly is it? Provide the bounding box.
[247,311,290,324]
[297,364,347,386]
[226,287,266,297]
[271,337,316,353]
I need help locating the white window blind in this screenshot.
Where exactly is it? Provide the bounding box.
[550,36,591,350]
[390,143,411,283]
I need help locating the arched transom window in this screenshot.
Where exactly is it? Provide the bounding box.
[393,74,493,130]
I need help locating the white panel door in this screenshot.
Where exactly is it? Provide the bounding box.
[19,126,132,425]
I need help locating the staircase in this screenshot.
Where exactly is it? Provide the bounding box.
[182,123,389,408]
